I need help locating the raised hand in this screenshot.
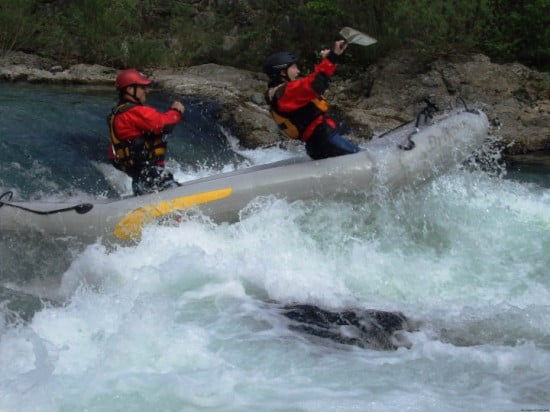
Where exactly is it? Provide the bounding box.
[171,101,185,114]
[333,40,348,55]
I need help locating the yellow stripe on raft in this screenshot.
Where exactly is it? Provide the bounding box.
[113,187,233,240]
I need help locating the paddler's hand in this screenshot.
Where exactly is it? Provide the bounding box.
[333,40,348,55]
[171,101,185,115]
[320,48,331,59]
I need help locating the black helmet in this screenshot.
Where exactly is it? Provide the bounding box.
[263,51,298,78]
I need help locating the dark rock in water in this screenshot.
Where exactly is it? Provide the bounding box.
[280,304,419,350]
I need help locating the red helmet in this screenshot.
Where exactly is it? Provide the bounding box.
[115,69,152,90]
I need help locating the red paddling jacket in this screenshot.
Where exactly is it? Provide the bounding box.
[108,102,182,177]
[265,53,339,142]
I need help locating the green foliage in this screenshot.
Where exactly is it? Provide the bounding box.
[484,0,549,68]
[163,1,231,67]
[379,0,548,69]
[299,0,349,25]
[37,0,173,67]
[1,0,547,71]
[0,0,41,55]
[108,37,167,69]
[296,0,351,66]
[385,0,492,52]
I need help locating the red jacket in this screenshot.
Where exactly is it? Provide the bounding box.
[271,56,337,141]
[109,104,182,166]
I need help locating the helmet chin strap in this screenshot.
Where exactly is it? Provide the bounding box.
[281,68,291,82]
[122,85,142,103]
[131,85,138,99]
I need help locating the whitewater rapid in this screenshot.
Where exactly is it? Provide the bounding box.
[1,85,549,411]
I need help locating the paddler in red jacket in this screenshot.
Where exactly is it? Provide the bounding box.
[108,68,185,196]
[264,40,360,160]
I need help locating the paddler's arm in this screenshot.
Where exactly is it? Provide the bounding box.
[277,40,348,111]
[133,104,184,135]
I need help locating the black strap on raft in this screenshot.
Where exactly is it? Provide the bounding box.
[377,97,477,150]
[377,98,439,143]
[398,98,440,151]
[0,191,94,215]
[457,97,480,115]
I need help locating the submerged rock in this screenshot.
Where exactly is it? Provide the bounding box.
[280,304,419,350]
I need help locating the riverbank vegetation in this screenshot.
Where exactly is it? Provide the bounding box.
[0,0,548,72]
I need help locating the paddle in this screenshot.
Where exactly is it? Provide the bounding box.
[339,27,377,47]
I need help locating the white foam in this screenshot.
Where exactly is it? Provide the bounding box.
[1,149,549,411]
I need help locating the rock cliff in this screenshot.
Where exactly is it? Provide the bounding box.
[1,50,548,157]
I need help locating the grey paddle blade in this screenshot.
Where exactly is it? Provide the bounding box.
[339,27,377,46]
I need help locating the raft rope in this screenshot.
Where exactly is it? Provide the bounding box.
[457,96,480,115]
[377,98,438,142]
[0,191,94,215]
[398,98,440,151]
[378,97,480,150]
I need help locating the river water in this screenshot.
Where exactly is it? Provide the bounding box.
[0,84,549,411]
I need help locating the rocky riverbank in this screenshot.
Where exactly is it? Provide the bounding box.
[1,50,548,157]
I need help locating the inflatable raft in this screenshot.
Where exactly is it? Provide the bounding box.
[0,108,489,243]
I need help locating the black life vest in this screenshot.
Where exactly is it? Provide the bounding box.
[107,103,167,176]
[265,84,329,140]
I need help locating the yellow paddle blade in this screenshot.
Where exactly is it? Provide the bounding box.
[113,187,233,240]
